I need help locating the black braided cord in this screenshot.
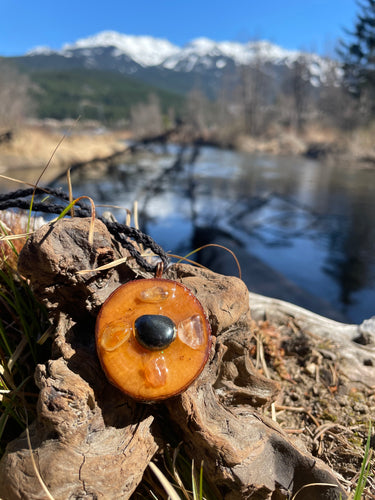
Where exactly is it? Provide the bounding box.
[0,188,169,272]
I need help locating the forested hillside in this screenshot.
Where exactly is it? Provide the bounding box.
[28,68,185,123]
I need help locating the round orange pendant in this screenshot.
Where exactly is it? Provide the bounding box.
[95,278,212,401]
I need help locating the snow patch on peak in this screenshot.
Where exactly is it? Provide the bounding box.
[162,37,307,70]
[245,40,301,63]
[186,38,219,52]
[26,45,56,56]
[62,30,180,66]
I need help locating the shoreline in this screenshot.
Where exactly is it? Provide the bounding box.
[0,124,374,189]
[0,125,131,188]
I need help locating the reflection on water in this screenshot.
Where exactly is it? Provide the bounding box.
[57,144,375,323]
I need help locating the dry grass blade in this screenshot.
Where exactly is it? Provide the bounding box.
[81,196,95,244]
[97,204,131,211]
[0,232,34,241]
[27,130,70,231]
[32,116,80,190]
[253,332,277,421]
[313,423,348,441]
[37,324,54,345]
[172,445,192,500]
[133,200,144,253]
[77,256,129,274]
[25,424,55,500]
[55,195,96,244]
[255,334,271,378]
[0,174,50,192]
[33,133,67,189]
[133,200,140,229]
[168,253,211,270]
[290,482,338,500]
[97,204,132,223]
[176,244,242,279]
[148,462,181,500]
[125,210,131,226]
[0,366,16,392]
[67,168,74,217]
[7,336,28,372]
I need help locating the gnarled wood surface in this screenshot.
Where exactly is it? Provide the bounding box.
[249,294,375,388]
[0,218,355,499]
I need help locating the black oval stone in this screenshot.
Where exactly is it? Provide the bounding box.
[134,314,176,351]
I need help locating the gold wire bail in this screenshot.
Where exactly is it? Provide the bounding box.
[155,261,164,279]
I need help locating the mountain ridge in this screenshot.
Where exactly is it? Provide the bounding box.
[6,30,341,123]
[25,29,334,77]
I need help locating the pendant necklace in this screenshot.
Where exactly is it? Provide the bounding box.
[95,262,212,401]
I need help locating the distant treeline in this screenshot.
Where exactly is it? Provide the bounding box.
[28,68,185,123]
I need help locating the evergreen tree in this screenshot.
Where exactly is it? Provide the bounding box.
[339,0,375,116]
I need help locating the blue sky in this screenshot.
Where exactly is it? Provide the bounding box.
[0,0,359,56]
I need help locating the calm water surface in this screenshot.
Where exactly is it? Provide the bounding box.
[57,144,375,323]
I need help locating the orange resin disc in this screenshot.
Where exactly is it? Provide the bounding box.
[95,278,212,401]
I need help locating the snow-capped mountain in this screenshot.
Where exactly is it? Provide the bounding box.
[23,30,339,94]
[60,31,180,67]
[26,31,331,70]
[161,37,301,70]
[160,36,337,85]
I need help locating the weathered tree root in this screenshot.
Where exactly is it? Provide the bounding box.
[0,218,348,499]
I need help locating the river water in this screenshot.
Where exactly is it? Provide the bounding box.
[52,144,375,324]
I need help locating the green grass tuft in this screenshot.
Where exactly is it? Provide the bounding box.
[352,421,373,500]
[0,220,49,457]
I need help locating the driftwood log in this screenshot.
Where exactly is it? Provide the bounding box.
[1,217,367,499]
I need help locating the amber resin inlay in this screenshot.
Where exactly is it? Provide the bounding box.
[96,278,212,401]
